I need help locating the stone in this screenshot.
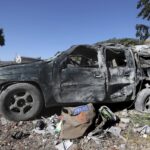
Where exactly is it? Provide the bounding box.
[55,140,73,150]
[68,144,80,150]
[120,118,130,124]
[18,121,23,126]
[143,134,148,138]
[1,117,8,125]
[121,109,128,117]
[119,144,126,150]
[118,123,128,130]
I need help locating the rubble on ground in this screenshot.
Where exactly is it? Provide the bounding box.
[1,105,150,150]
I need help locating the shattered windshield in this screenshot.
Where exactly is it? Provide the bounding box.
[45,51,63,62]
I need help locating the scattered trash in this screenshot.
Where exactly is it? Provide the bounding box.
[33,115,61,135]
[99,106,119,123]
[60,103,96,139]
[46,123,56,135]
[142,125,150,134]
[133,125,150,135]
[84,105,126,147]
[18,121,24,126]
[32,128,47,135]
[120,118,130,124]
[86,135,101,145]
[35,120,46,130]
[120,109,129,117]
[11,131,30,140]
[68,144,80,150]
[70,104,92,116]
[119,144,126,150]
[143,134,148,138]
[107,126,126,141]
[55,120,63,133]
[134,123,140,128]
[89,105,119,136]
[118,122,128,130]
[55,140,73,150]
[1,117,9,125]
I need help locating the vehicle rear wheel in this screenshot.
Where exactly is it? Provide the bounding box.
[0,83,43,121]
[135,88,150,113]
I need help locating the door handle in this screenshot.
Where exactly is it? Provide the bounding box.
[94,74,103,78]
[124,72,130,76]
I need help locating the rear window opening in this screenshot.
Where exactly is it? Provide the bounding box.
[106,49,127,68]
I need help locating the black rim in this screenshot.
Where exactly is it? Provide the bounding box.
[6,90,34,115]
[144,96,150,112]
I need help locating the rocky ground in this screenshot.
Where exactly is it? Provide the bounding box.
[0,105,150,150]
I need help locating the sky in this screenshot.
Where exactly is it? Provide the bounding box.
[0,0,149,60]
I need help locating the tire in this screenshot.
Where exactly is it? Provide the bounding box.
[0,83,43,121]
[135,88,150,113]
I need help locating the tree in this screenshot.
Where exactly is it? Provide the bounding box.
[136,24,149,41]
[137,0,150,20]
[0,29,5,46]
[136,0,150,41]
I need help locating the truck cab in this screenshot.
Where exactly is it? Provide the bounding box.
[52,44,138,104]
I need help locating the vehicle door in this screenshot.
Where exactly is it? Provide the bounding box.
[58,47,106,103]
[105,48,135,102]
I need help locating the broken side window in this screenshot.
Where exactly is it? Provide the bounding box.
[62,46,98,68]
[106,49,127,68]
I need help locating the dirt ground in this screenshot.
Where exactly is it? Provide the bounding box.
[0,104,150,150]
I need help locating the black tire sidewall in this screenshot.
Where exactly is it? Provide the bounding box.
[135,88,150,113]
[0,83,43,121]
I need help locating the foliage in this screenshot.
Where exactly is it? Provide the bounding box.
[136,0,150,41]
[0,29,5,46]
[136,24,150,41]
[137,0,150,20]
[98,38,142,46]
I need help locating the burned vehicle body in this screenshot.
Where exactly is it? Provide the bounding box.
[0,43,150,121]
[53,44,136,104]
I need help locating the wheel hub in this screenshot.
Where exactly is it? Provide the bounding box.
[17,99,25,107]
[8,91,33,114]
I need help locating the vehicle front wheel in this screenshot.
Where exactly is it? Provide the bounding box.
[0,83,43,121]
[135,88,150,113]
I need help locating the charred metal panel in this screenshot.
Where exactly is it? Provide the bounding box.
[0,61,56,107]
[60,67,106,103]
[105,47,136,102]
[52,45,107,104]
[37,62,57,106]
[0,62,42,81]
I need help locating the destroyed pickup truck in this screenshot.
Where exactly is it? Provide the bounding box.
[0,43,150,121]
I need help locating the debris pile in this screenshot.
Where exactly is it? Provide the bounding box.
[1,104,150,150]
